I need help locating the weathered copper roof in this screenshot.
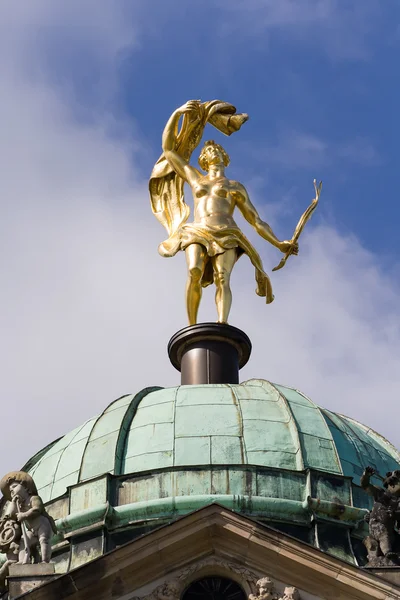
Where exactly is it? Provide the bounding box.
[23,380,400,503]
[4,379,397,570]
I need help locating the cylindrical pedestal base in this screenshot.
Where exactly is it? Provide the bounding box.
[168,323,252,385]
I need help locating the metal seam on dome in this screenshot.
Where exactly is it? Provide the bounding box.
[266,381,305,471]
[229,385,248,463]
[339,413,400,478]
[114,387,163,475]
[322,410,370,480]
[319,410,344,477]
[48,419,97,500]
[172,387,178,468]
[273,385,342,474]
[342,414,400,463]
[21,438,61,474]
[77,400,119,483]
[277,384,320,410]
[330,412,376,472]
[27,419,97,499]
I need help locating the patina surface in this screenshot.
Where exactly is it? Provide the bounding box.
[1,383,400,572]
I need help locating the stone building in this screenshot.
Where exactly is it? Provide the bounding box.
[2,380,400,598]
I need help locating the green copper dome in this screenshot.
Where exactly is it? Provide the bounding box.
[14,379,400,570]
[24,380,400,502]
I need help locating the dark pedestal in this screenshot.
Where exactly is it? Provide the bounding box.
[168,323,251,385]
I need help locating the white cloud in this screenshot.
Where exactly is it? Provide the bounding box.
[0,0,399,482]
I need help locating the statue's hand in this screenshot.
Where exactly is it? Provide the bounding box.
[279,240,299,255]
[177,100,201,116]
[365,466,376,477]
[16,512,27,522]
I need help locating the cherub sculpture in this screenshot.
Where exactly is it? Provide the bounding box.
[361,465,400,566]
[0,471,57,565]
[280,587,300,600]
[249,577,277,600]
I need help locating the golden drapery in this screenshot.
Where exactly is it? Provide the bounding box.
[161,223,273,303]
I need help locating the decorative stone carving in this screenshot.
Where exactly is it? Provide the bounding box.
[248,578,300,600]
[361,466,400,567]
[249,577,276,600]
[133,558,258,600]
[280,586,300,600]
[177,556,258,591]
[0,471,58,590]
[138,580,182,600]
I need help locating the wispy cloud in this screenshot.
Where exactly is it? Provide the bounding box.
[256,130,380,170]
[218,0,387,60]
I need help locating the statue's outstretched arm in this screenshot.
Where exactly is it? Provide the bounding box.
[234,184,297,254]
[361,467,381,499]
[162,101,201,187]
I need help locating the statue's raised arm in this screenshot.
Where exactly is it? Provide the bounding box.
[161,101,203,187]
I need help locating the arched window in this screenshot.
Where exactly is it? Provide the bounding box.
[182,576,246,600]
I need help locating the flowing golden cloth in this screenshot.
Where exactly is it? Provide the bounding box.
[160,223,274,303]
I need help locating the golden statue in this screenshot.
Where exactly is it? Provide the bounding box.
[150,100,321,325]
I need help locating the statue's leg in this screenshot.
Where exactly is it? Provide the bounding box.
[18,535,33,564]
[38,533,51,563]
[185,244,206,325]
[379,531,394,557]
[212,249,237,324]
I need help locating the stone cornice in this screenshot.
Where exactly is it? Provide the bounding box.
[17,504,400,600]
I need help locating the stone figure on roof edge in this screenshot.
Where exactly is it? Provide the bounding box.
[361,465,400,566]
[0,471,58,590]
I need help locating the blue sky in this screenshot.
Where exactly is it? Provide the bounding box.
[43,0,399,254]
[1,1,400,474]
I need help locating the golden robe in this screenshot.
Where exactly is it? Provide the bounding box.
[159,222,274,304]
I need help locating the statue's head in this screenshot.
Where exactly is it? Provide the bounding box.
[0,471,38,501]
[283,587,300,600]
[383,470,400,496]
[162,580,181,597]
[198,140,230,172]
[256,577,274,595]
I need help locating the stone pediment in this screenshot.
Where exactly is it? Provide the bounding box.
[16,504,400,600]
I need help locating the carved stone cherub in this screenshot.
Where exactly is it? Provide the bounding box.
[280,587,300,600]
[249,577,277,600]
[0,471,57,564]
[361,465,400,566]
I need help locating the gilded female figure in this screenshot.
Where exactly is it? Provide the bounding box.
[150,100,299,325]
